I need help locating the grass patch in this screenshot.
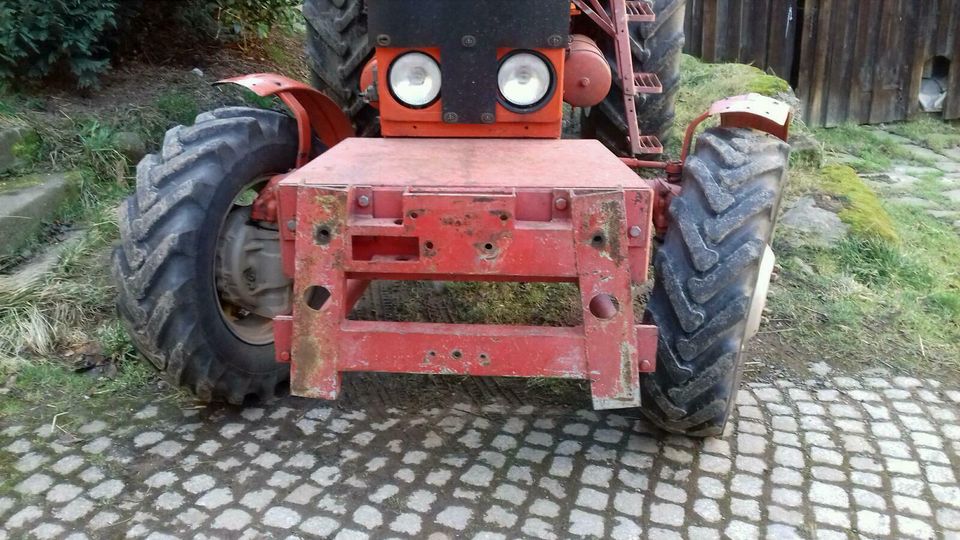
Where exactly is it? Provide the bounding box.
[357,281,581,327]
[444,282,581,326]
[813,123,926,172]
[835,237,931,287]
[675,55,792,130]
[156,92,200,129]
[818,164,898,243]
[768,199,960,378]
[887,116,960,151]
[0,359,157,421]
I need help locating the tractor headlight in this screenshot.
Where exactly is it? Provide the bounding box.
[498,51,553,110]
[388,52,441,108]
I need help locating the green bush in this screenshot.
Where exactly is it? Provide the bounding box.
[215,0,301,43]
[0,0,301,89]
[0,0,119,88]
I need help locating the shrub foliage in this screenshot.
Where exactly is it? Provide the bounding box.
[0,0,118,88]
[0,0,301,89]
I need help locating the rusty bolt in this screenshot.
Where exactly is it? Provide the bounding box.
[462,34,477,47]
[286,219,296,231]
[629,225,642,238]
[443,112,459,123]
[376,34,391,46]
[547,34,563,47]
[480,112,495,124]
[554,197,568,210]
[357,195,371,208]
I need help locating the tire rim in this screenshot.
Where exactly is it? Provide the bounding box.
[745,244,776,342]
[215,177,291,346]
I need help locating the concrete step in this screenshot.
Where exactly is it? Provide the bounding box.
[0,172,79,260]
[0,230,85,289]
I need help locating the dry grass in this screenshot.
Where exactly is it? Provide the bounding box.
[0,214,118,373]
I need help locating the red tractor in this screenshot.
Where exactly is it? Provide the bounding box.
[114,0,791,437]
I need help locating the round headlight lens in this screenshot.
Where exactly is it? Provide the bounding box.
[498,52,552,108]
[388,52,441,108]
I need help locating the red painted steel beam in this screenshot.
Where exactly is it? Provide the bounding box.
[338,321,658,377]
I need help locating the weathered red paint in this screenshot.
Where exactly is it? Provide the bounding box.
[251,173,289,222]
[276,138,658,409]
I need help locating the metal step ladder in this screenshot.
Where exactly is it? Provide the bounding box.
[611,0,663,154]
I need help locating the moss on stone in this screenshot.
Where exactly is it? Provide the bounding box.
[818,164,898,243]
[11,129,40,162]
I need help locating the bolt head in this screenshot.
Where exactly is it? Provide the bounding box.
[357,195,371,208]
[547,34,563,47]
[443,112,459,123]
[480,112,495,124]
[280,351,291,362]
[629,225,643,238]
[640,359,652,371]
[461,34,477,47]
[286,219,297,231]
[554,197,568,211]
[376,34,391,46]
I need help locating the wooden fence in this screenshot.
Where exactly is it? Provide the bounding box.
[683,0,960,126]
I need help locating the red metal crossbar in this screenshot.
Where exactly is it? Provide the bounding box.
[272,138,658,409]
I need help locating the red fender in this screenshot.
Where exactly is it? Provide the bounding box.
[217,73,355,167]
[680,93,793,161]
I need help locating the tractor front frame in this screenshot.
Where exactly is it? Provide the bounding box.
[271,138,658,410]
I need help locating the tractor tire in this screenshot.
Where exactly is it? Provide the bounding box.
[639,126,790,436]
[113,107,298,404]
[582,0,686,155]
[303,0,379,137]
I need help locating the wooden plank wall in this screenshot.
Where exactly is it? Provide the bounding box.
[684,0,799,81]
[684,0,960,127]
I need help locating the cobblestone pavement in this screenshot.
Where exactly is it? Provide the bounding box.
[1,371,959,540]
[859,132,960,233]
